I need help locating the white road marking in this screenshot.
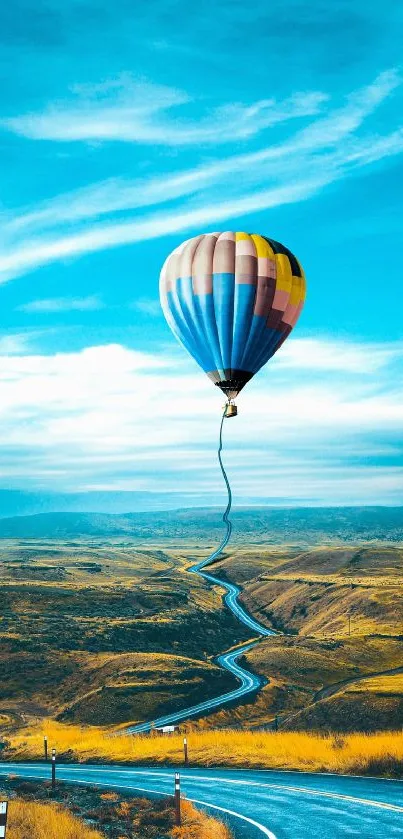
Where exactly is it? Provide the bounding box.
[186,795,277,839]
[0,771,277,838]
[18,765,402,814]
[256,783,403,814]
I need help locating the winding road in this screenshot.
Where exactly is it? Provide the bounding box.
[121,460,403,836]
[2,433,402,837]
[127,559,273,733]
[190,561,274,639]
[0,762,402,838]
[127,642,261,734]
[125,412,274,734]
[1,554,402,838]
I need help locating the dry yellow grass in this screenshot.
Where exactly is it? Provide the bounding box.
[6,721,403,776]
[3,791,230,839]
[6,799,103,839]
[174,799,230,839]
[219,544,403,638]
[4,788,230,839]
[344,673,403,694]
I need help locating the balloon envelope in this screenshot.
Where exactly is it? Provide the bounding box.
[160,231,306,398]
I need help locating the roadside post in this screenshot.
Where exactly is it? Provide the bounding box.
[44,736,48,762]
[174,772,181,826]
[183,737,188,765]
[51,748,56,790]
[0,801,8,838]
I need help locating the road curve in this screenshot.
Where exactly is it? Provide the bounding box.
[126,642,261,734]
[126,558,273,733]
[190,561,274,639]
[126,419,274,733]
[0,762,401,839]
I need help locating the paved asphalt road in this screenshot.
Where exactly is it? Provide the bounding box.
[192,564,275,639]
[0,762,401,838]
[3,524,398,836]
[126,642,261,734]
[1,556,402,837]
[127,564,272,733]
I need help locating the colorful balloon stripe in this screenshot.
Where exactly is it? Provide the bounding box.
[160,231,306,398]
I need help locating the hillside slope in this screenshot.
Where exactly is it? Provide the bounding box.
[0,516,401,733]
[0,540,247,727]
[207,544,403,731]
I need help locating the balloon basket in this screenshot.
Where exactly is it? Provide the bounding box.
[224,403,237,418]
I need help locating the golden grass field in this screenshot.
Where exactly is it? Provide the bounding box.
[6,721,403,777]
[0,538,401,734]
[4,796,229,839]
[5,799,103,839]
[344,673,403,694]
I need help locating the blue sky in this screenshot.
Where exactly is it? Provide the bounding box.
[0,0,402,505]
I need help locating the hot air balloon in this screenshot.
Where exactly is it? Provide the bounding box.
[160,232,306,417]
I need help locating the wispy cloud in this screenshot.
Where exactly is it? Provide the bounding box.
[1,76,326,145]
[0,70,401,284]
[130,298,161,317]
[0,333,34,355]
[4,70,400,234]
[0,175,326,283]
[17,295,104,313]
[0,337,401,502]
[275,337,402,373]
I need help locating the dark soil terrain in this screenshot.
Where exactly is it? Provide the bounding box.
[0,776,179,839]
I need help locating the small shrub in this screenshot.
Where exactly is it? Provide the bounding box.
[116,800,131,817]
[350,754,403,779]
[332,735,346,750]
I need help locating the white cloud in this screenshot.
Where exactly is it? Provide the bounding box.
[0,337,401,503]
[0,70,401,284]
[274,337,402,374]
[0,333,33,355]
[1,75,325,145]
[131,298,161,316]
[3,72,399,234]
[0,174,327,283]
[2,172,206,235]
[18,295,104,313]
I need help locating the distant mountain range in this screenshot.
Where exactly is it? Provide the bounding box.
[0,506,401,542]
[0,489,305,519]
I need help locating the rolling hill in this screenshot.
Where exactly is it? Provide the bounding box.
[0,506,402,541]
[0,540,248,728]
[0,507,401,733]
[208,543,403,731]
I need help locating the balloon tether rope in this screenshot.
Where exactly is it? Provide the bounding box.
[196,408,232,570]
[217,408,233,556]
